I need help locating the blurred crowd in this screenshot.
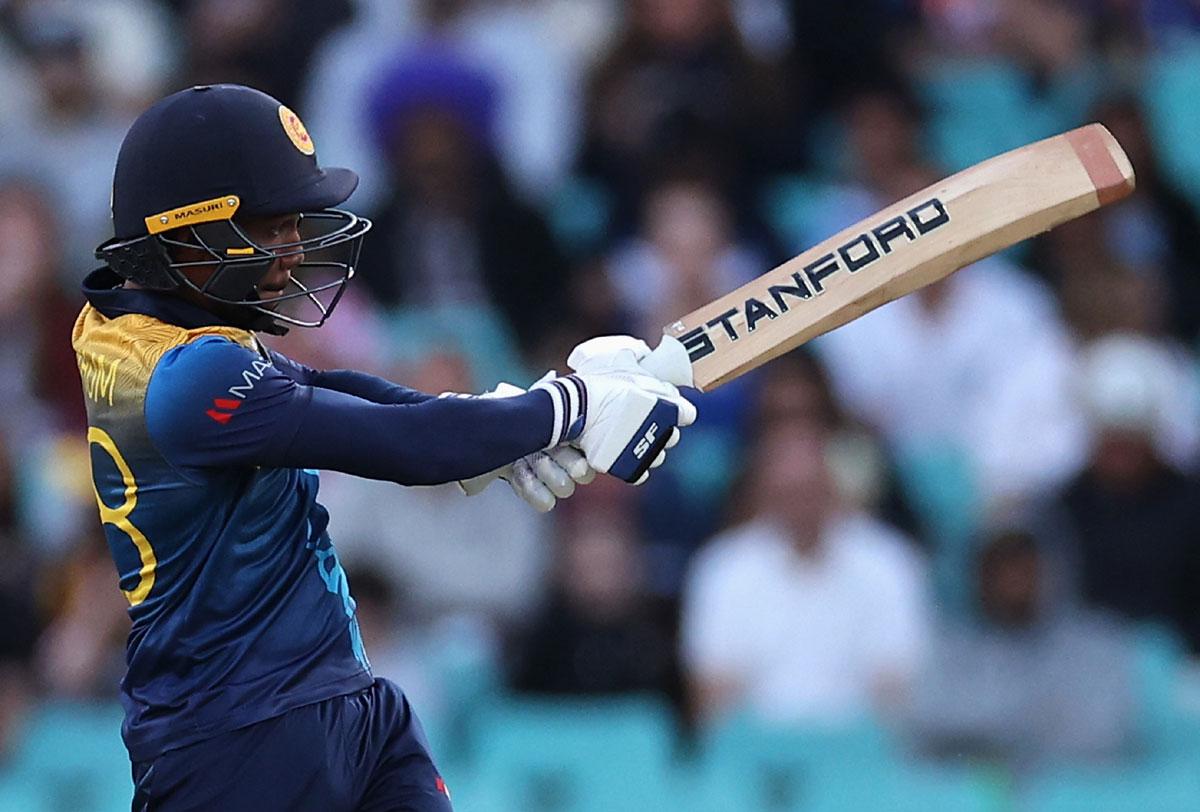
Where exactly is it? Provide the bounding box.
[2,0,1200,808]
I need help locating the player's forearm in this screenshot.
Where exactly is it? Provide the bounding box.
[269,352,433,405]
[310,369,434,405]
[262,386,555,485]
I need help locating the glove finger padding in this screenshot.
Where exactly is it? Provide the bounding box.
[666,392,698,427]
[531,452,577,499]
[457,379,599,510]
[578,387,687,483]
[510,457,557,513]
[546,445,596,485]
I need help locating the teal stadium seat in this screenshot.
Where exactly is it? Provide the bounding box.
[694,715,1003,812]
[761,176,835,252]
[382,302,532,393]
[451,695,680,812]
[917,56,1101,167]
[1131,623,1200,761]
[0,702,132,812]
[1143,35,1200,211]
[545,176,614,260]
[1024,623,1200,812]
[916,59,1043,173]
[892,442,981,614]
[1024,761,1200,812]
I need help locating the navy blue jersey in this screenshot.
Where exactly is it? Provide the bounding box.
[73,269,561,761]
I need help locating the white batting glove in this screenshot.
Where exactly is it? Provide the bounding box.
[454,383,597,512]
[532,337,698,485]
[566,334,694,388]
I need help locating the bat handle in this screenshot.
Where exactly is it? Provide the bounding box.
[639,335,695,389]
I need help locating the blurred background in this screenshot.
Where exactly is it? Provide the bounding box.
[2,0,1200,809]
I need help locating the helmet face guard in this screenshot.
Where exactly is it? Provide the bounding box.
[97,196,371,334]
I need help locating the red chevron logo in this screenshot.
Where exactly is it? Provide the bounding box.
[205,397,242,424]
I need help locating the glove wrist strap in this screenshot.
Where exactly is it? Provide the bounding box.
[531,375,587,449]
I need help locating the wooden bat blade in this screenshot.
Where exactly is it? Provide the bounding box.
[657,123,1135,391]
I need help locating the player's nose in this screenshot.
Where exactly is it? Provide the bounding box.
[261,257,298,296]
[274,225,305,270]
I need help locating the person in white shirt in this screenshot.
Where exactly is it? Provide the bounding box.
[813,254,1087,508]
[681,422,931,726]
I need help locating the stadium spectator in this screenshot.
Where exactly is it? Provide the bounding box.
[1080,95,1200,343]
[302,0,612,214]
[802,141,1085,604]
[174,0,353,108]
[508,509,682,708]
[0,581,40,758]
[594,170,767,588]
[680,422,930,726]
[907,527,1136,770]
[0,177,86,432]
[605,171,765,343]
[0,177,94,557]
[1028,96,1200,347]
[1044,333,1200,654]
[36,533,129,699]
[578,0,794,237]
[442,0,606,202]
[782,0,914,119]
[0,178,62,439]
[752,351,924,544]
[8,0,175,114]
[356,43,570,364]
[0,10,131,279]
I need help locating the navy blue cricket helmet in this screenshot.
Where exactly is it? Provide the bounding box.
[96,84,371,333]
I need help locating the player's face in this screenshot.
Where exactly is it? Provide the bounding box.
[238,213,305,299]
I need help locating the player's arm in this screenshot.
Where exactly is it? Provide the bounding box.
[146,337,693,487]
[268,350,434,406]
[148,337,553,484]
[270,350,598,510]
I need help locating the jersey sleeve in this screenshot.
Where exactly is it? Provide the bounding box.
[268,350,434,405]
[145,337,555,484]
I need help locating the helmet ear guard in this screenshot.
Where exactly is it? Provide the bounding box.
[95,234,178,290]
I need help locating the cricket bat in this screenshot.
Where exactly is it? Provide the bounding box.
[639,123,1135,391]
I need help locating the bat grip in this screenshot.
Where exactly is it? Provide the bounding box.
[638,335,695,389]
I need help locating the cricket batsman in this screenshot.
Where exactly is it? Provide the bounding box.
[72,84,694,811]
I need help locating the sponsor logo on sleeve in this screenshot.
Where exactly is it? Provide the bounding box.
[205,398,241,424]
